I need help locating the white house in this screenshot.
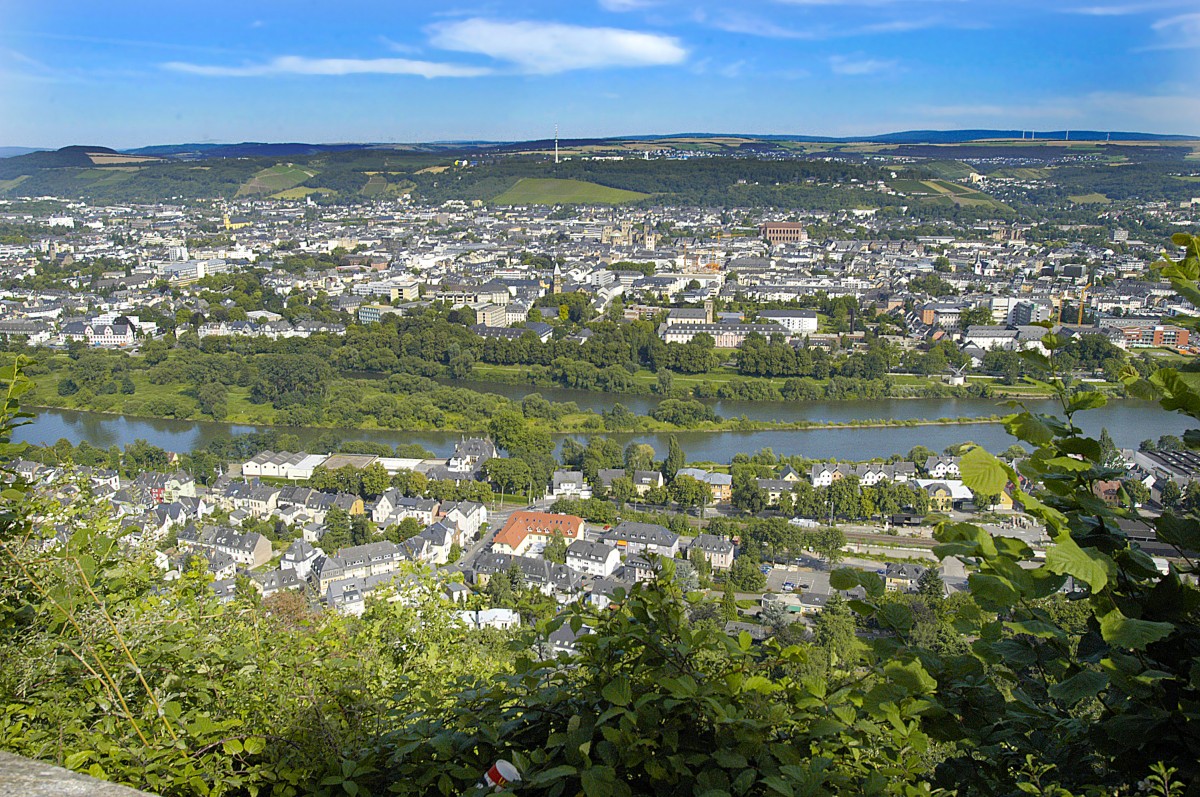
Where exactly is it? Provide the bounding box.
[551,470,592,499]
[926,457,961,479]
[565,540,621,578]
[758,310,818,334]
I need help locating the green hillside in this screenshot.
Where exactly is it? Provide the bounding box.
[493,177,649,205]
[236,163,316,196]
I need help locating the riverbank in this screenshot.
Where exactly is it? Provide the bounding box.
[26,396,1008,436]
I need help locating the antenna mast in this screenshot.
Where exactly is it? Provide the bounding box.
[554,124,559,165]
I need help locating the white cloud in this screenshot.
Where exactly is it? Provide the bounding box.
[428,18,687,73]
[1148,12,1200,47]
[598,0,661,10]
[1067,1,1188,15]
[163,55,491,78]
[829,55,898,75]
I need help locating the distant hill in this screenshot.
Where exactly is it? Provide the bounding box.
[0,147,48,159]
[123,142,371,159]
[634,130,1198,144]
[102,130,1199,161]
[0,146,115,174]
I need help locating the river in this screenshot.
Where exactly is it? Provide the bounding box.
[16,391,1193,463]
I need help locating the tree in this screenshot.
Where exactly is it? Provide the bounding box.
[322,507,352,550]
[624,442,655,473]
[670,475,707,514]
[1159,479,1182,510]
[196,383,228,420]
[384,517,423,543]
[1122,478,1150,508]
[484,457,533,500]
[809,527,846,565]
[916,567,945,605]
[907,445,935,469]
[447,542,462,564]
[1098,427,1119,466]
[360,462,391,498]
[688,546,712,587]
[543,533,567,564]
[662,436,684,481]
[728,554,766,592]
[731,468,766,514]
[350,513,375,546]
[760,598,790,634]
[720,577,737,622]
[609,476,636,508]
[813,592,858,668]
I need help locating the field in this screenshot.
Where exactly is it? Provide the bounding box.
[236,163,316,196]
[0,175,30,192]
[923,160,977,180]
[270,187,332,199]
[887,177,1003,208]
[991,167,1051,179]
[1068,193,1111,204]
[493,178,649,205]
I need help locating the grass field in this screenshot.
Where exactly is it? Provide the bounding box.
[991,167,1051,179]
[924,160,976,180]
[270,187,332,199]
[1069,193,1111,204]
[237,163,316,196]
[0,175,30,193]
[493,178,649,205]
[888,179,935,195]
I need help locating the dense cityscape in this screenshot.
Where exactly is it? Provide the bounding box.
[3,0,1200,793]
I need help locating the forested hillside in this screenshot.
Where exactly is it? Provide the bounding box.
[1,138,1195,210]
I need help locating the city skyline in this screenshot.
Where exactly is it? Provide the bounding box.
[2,0,1199,148]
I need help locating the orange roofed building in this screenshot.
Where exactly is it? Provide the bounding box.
[491,511,585,557]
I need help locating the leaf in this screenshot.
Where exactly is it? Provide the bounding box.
[1044,535,1113,592]
[877,603,913,634]
[1154,513,1200,551]
[528,765,578,786]
[763,776,795,797]
[829,568,859,590]
[968,573,1021,608]
[1004,413,1054,446]
[64,751,93,770]
[601,676,632,707]
[960,447,1008,496]
[1098,610,1173,650]
[243,737,265,755]
[1049,670,1108,705]
[222,739,243,755]
[713,749,748,769]
[883,659,937,695]
[1004,619,1065,639]
[1066,391,1107,412]
[580,765,618,796]
[1045,456,1092,472]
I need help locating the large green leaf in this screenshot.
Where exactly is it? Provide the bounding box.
[1154,513,1200,551]
[1044,535,1113,592]
[968,573,1021,608]
[1004,413,1054,446]
[1048,670,1108,705]
[960,447,1008,496]
[883,659,937,695]
[601,676,632,707]
[1098,610,1173,650]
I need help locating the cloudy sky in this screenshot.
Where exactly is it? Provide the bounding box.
[2,0,1198,147]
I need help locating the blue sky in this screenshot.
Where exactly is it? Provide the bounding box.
[2,0,1198,148]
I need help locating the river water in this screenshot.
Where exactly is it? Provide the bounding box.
[16,385,1193,463]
